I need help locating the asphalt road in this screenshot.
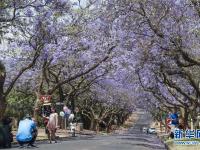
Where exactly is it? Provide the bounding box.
[12,110,166,150]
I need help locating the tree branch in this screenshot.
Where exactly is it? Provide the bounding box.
[49,45,116,94]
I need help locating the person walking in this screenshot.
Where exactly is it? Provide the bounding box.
[47,107,58,143]
[16,114,37,148]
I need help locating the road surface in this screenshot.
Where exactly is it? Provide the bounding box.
[12,110,166,150]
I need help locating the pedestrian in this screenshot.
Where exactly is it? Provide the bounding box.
[63,105,71,119]
[63,105,71,128]
[166,111,172,133]
[170,109,179,126]
[47,107,58,143]
[0,116,13,148]
[16,114,37,148]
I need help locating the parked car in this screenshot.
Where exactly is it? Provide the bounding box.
[148,128,156,134]
[142,127,148,133]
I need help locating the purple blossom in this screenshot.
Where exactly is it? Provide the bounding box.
[24,9,33,17]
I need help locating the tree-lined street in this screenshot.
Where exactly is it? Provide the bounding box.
[1,0,200,149]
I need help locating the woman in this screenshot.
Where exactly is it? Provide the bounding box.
[47,107,58,143]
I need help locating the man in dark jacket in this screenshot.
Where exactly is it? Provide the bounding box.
[0,117,13,148]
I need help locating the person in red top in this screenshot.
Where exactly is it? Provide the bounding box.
[166,111,172,133]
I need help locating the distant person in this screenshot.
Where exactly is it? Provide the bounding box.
[166,111,172,133]
[47,107,58,143]
[16,114,37,148]
[63,105,71,119]
[170,110,179,126]
[63,105,71,127]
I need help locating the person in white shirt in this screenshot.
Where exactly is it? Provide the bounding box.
[47,108,58,143]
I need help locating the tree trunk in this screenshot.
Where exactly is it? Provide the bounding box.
[68,94,75,113]
[0,61,6,120]
[180,107,185,118]
[0,96,6,120]
[59,86,64,102]
[71,98,75,113]
[106,115,114,133]
[95,119,100,132]
[90,118,95,130]
[33,92,41,121]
